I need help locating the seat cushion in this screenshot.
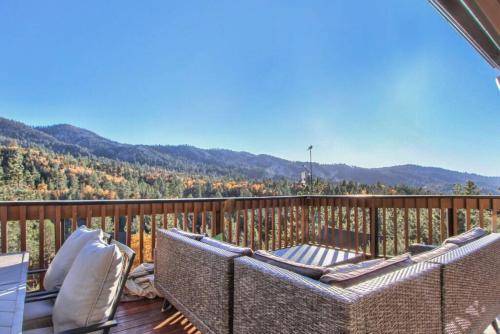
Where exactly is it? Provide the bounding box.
[23,300,54,330]
[43,226,104,291]
[408,243,438,255]
[24,299,54,321]
[319,253,413,288]
[23,327,53,334]
[326,252,366,267]
[326,258,385,274]
[443,227,487,247]
[52,239,123,333]
[201,237,253,256]
[252,250,328,279]
[411,243,458,263]
[169,228,204,241]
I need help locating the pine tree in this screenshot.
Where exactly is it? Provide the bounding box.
[453,181,480,195]
[0,161,3,185]
[1,145,24,187]
[55,170,68,190]
[453,184,464,195]
[464,180,480,195]
[167,176,185,198]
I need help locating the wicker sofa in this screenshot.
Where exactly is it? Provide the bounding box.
[233,257,442,333]
[155,226,499,334]
[429,233,500,334]
[154,229,243,334]
[233,232,500,334]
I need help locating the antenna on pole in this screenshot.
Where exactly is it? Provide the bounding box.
[307,145,313,193]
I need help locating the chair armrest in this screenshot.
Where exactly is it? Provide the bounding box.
[26,289,59,299]
[409,243,438,255]
[56,320,118,334]
[28,268,48,275]
[25,292,58,303]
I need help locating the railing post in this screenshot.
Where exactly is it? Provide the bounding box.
[216,199,234,242]
[0,206,7,254]
[447,208,456,237]
[304,196,312,243]
[214,204,223,239]
[370,202,380,258]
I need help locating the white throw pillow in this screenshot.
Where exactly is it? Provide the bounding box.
[52,239,123,332]
[43,226,104,291]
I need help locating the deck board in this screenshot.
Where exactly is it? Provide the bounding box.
[112,298,498,334]
[111,299,200,334]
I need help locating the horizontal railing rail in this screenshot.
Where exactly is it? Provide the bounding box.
[0,195,498,288]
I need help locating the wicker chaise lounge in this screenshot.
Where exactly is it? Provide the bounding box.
[154,229,245,334]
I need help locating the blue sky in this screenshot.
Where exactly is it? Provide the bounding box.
[0,1,498,176]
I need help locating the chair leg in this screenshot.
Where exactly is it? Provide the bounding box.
[161,298,173,313]
[492,319,500,334]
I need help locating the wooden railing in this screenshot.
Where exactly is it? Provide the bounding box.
[0,195,498,273]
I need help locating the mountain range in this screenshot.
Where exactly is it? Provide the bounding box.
[1,117,499,193]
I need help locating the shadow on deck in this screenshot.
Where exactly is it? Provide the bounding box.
[112,299,199,334]
[113,298,499,334]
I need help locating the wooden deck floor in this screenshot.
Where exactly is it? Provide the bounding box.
[111,299,200,334]
[112,298,499,334]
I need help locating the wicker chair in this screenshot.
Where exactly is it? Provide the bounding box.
[154,229,243,334]
[26,230,113,301]
[233,256,442,333]
[428,233,500,334]
[23,239,135,334]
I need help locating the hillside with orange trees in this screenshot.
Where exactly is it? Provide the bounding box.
[1,118,499,194]
[0,142,433,202]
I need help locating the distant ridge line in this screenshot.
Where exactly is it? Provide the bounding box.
[0,117,498,194]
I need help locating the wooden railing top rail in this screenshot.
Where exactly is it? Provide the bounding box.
[2,194,498,205]
[307,195,500,199]
[0,195,305,206]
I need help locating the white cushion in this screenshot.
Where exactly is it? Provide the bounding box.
[23,300,54,331]
[201,237,253,256]
[319,253,413,287]
[443,227,488,246]
[326,258,385,274]
[44,226,104,291]
[23,327,53,334]
[52,239,123,332]
[23,300,54,321]
[411,243,458,263]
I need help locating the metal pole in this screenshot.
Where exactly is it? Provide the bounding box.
[309,149,313,193]
[307,145,313,194]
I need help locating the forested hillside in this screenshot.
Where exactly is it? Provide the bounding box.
[0,143,437,201]
[1,117,499,196]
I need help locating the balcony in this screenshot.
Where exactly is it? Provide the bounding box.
[1,195,498,265]
[0,195,499,333]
